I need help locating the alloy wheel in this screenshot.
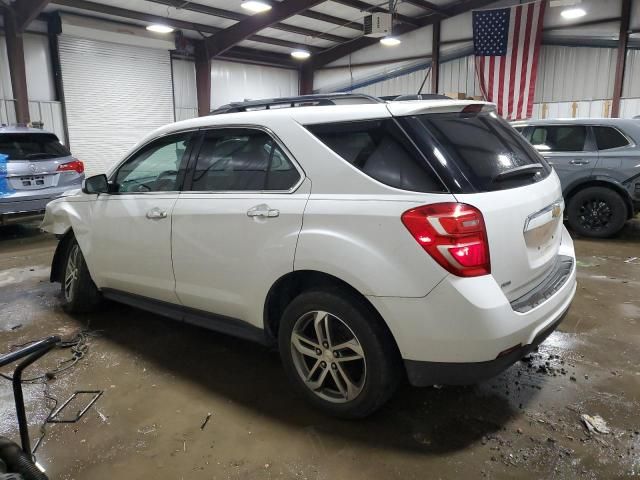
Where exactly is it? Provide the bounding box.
[290,310,366,403]
[64,244,80,302]
[578,198,612,231]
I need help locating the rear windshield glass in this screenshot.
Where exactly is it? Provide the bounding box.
[306,119,446,193]
[0,133,70,160]
[409,111,551,192]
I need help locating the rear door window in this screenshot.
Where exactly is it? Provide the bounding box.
[407,111,550,192]
[593,126,630,150]
[0,133,70,160]
[529,126,586,152]
[306,119,445,193]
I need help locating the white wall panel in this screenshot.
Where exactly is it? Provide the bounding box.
[535,46,616,102]
[172,58,197,120]
[59,36,174,175]
[623,49,640,98]
[438,55,481,97]
[210,60,298,109]
[1,33,55,102]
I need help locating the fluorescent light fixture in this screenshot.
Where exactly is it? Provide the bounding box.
[561,7,586,19]
[380,36,401,46]
[291,49,311,59]
[146,24,174,33]
[242,1,272,13]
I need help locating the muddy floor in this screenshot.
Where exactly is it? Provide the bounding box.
[0,220,639,479]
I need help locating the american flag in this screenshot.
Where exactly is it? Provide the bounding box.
[473,1,546,120]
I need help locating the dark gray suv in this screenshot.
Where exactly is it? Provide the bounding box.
[513,119,640,238]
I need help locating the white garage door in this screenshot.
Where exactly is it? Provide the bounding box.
[59,36,174,175]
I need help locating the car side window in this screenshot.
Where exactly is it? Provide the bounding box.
[306,119,445,193]
[115,133,192,193]
[191,129,300,191]
[530,126,586,152]
[593,126,630,150]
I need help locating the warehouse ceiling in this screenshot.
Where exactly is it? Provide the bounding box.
[39,0,494,68]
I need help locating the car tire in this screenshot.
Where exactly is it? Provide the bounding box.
[60,238,101,313]
[278,288,401,418]
[567,186,628,238]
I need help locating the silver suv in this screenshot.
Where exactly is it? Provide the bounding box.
[513,119,640,238]
[0,126,84,225]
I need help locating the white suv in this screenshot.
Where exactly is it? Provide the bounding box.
[42,94,577,418]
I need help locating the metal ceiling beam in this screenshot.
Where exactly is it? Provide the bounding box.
[219,46,300,69]
[403,0,445,14]
[330,0,419,26]
[14,0,51,31]
[310,0,496,68]
[298,10,362,31]
[51,0,321,52]
[144,0,352,43]
[204,0,326,58]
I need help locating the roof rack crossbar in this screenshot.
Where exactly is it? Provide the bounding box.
[210,93,383,115]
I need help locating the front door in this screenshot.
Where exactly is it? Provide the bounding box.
[89,132,194,303]
[172,127,309,326]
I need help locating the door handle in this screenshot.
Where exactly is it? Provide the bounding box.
[247,204,279,218]
[146,207,168,219]
[569,159,590,165]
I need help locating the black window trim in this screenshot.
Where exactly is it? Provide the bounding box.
[182,124,305,194]
[108,128,199,195]
[591,125,634,151]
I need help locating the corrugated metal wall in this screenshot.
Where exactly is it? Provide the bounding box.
[172,58,198,121]
[623,49,640,98]
[210,60,298,109]
[534,46,616,102]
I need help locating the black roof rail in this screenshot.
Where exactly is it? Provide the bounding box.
[210,93,383,115]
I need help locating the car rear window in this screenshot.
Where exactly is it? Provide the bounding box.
[0,133,70,160]
[306,119,446,193]
[593,126,629,150]
[405,111,551,192]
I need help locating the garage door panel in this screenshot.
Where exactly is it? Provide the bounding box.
[59,36,174,175]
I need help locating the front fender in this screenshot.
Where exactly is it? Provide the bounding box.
[41,196,96,279]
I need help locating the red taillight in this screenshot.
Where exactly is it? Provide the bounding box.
[57,159,84,174]
[401,203,490,277]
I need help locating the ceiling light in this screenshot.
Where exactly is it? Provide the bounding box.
[241,1,272,13]
[146,24,174,33]
[561,7,586,19]
[380,36,401,46]
[291,49,311,59]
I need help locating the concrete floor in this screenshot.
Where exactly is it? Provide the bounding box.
[0,220,639,479]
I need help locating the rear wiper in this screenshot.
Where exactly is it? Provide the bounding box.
[25,153,54,160]
[492,163,543,183]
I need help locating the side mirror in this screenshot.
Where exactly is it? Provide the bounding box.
[82,174,109,194]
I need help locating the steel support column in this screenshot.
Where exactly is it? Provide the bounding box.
[300,65,314,95]
[612,0,631,118]
[195,41,211,117]
[3,8,30,124]
[431,21,440,94]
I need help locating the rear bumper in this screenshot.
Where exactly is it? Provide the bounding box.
[0,193,65,221]
[404,306,568,386]
[367,225,577,386]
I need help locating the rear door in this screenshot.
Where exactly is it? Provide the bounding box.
[171,127,309,326]
[397,108,564,301]
[527,124,597,189]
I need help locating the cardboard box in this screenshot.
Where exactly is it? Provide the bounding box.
[445,92,467,100]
